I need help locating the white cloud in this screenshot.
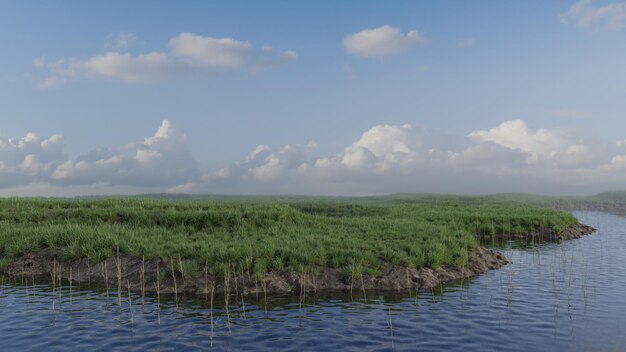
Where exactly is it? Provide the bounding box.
[561,0,626,31]
[467,120,607,168]
[4,119,626,195]
[210,141,317,184]
[169,33,250,68]
[609,154,626,169]
[342,25,426,57]
[105,32,137,50]
[0,120,198,190]
[41,52,173,87]
[38,32,296,87]
[51,120,198,187]
[0,129,66,188]
[338,124,417,169]
[469,120,568,163]
[190,119,626,195]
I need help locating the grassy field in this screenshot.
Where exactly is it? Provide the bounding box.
[0,196,580,278]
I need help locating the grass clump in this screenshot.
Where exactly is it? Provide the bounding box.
[0,196,579,275]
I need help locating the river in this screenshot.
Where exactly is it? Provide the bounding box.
[0,211,623,351]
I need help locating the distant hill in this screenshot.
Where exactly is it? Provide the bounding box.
[593,190,626,201]
[73,191,626,214]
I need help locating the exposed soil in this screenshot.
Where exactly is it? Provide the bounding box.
[0,223,594,296]
[476,223,596,242]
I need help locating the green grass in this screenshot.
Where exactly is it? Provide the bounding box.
[0,196,579,276]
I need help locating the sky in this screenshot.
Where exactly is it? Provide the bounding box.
[1,0,626,196]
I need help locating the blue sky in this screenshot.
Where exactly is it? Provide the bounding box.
[1,1,626,195]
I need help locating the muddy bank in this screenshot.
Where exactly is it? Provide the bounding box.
[0,223,593,296]
[477,223,595,242]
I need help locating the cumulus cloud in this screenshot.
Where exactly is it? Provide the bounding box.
[342,25,426,57]
[52,120,198,187]
[187,119,626,195]
[37,32,296,87]
[0,120,197,191]
[561,0,626,31]
[468,120,569,164]
[0,129,66,188]
[3,119,626,196]
[307,124,418,171]
[467,120,607,168]
[214,141,317,183]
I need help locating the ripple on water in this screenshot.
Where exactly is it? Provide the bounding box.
[1,211,625,351]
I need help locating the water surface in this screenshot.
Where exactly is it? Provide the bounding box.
[1,211,624,351]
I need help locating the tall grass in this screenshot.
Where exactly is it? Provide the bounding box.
[0,197,578,276]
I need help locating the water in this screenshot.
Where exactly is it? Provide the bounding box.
[0,211,624,351]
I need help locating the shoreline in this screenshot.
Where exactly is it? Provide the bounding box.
[0,223,594,296]
[476,223,595,242]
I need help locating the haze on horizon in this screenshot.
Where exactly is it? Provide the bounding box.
[2,0,626,197]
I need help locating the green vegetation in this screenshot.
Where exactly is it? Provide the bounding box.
[0,196,579,276]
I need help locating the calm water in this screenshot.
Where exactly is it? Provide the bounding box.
[1,211,624,351]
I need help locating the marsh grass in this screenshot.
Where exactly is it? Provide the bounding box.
[170,258,178,308]
[140,256,146,303]
[115,246,122,305]
[69,267,72,305]
[0,197,578,278]
[224,261,232,335]
[155,261,161,324]
[101,262,110,298]
[387,306,395,350]
[127,279,133,323]
[209,281,215,348]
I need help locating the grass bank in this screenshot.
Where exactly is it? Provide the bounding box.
[0,197,579,280]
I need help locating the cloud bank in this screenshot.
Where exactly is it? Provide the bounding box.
[37,32,297,87]
[3,119,626,196]
[0,120,197,192]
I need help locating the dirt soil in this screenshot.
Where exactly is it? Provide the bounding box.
[476,223,595,242]
[0,223,594,296]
